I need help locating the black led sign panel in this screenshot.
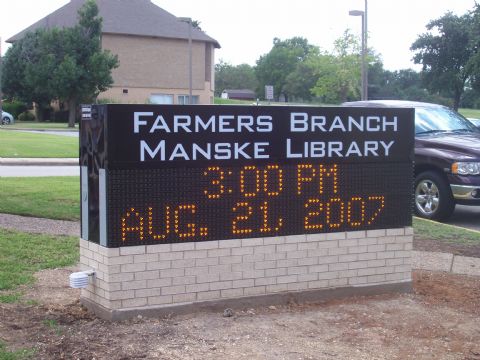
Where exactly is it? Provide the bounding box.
[80,104,414,248]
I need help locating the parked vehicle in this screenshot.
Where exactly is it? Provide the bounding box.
[1,111,14,125]
[467,117,480,128]
[343,100,480,221]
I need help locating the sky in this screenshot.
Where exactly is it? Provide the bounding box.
[0,0,477,71]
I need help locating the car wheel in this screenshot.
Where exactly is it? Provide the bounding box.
[1,116,10,125]
[414,171,455,221]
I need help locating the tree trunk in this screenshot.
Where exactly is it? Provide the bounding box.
[34,104,42,122]
[453,91,461,111]
[453,81,465,111]
[68,99,77,128]
[33,103,43,122]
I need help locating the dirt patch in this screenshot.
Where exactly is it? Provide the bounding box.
[21,267,81,306]
[1,268,480,359]
[414,236,480,258]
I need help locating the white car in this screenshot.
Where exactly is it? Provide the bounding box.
[1,111,14,125]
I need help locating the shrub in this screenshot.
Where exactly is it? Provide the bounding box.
[2,100,28,118]
[95,98,117,104]
[18,111,36,122]
[51,110,69,123]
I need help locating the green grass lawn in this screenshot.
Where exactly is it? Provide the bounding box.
[0,130,78,158]
[413,217,480,245]
[1,122,78,130]
[214,97,257,105]
[0,177,79,221]
[458,108,480,119]
[0,229,78,358]
[0,229,78,291]
[0,340,33,360]
[213,97,330,106]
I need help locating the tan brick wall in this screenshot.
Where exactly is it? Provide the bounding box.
[80,227,412,312]
[99,84,213,105]
[100,34,215,103]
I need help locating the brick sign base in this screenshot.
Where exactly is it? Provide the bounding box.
[79,227,412,320]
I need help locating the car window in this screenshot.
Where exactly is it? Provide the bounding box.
[415,107,478,135]
[468,118,480,127]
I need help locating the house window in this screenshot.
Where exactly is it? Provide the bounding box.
[149,94,174,104]
[122,89,129,94]
[178,95,199,105]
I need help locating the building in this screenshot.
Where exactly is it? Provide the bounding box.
[221,89,256,101]
[7,0,220,104]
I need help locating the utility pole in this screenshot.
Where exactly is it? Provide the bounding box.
[349,10,366,100]
[364,0,368,100]
[187,21,192,104]
[178,17,193,105]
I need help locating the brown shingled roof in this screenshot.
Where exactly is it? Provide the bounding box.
[7,0,220,48]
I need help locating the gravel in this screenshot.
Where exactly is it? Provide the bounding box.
[0,213,79,237]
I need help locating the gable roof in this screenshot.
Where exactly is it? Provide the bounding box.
[7,0,220,48]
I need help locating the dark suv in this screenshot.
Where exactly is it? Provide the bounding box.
[343,100,480,221]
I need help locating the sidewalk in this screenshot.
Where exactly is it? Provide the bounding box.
[0,157,78,166]
[1,212,479,278]
[0,213,79,237]
[412,250,480,277]
[0,125,78,132]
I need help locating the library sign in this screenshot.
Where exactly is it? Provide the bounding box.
[80,104,414,248]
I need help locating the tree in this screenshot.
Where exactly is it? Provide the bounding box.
[411,11,477,110]
[255,37,318,101]
[191,20,202,30]
[1,0,118,126]
[364,64,452,105]
[1,30,54,120]
[310,30,362,103]
[214,61,258,96]
[466,4,480,97]
[365,57,389,100]
[50,0,118,127]
[283,56,319,102]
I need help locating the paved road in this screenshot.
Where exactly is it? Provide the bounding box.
[445,205,480,232]
[0,165,79,177]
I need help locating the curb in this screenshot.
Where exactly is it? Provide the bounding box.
[414,216,480,235]
[0,158,79,166]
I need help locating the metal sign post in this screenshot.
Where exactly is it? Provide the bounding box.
[265,85,274,104]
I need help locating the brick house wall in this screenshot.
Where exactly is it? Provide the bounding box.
[100,34,215,104]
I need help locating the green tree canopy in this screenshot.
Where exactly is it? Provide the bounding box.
[282,55,320,102]
[369,68,450,105]
[255,37,318,101]
[214,61,258,96]
[411,9,479,110]
[1,0,118,126]
[310,30,362,103]
[1,30,53,119]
